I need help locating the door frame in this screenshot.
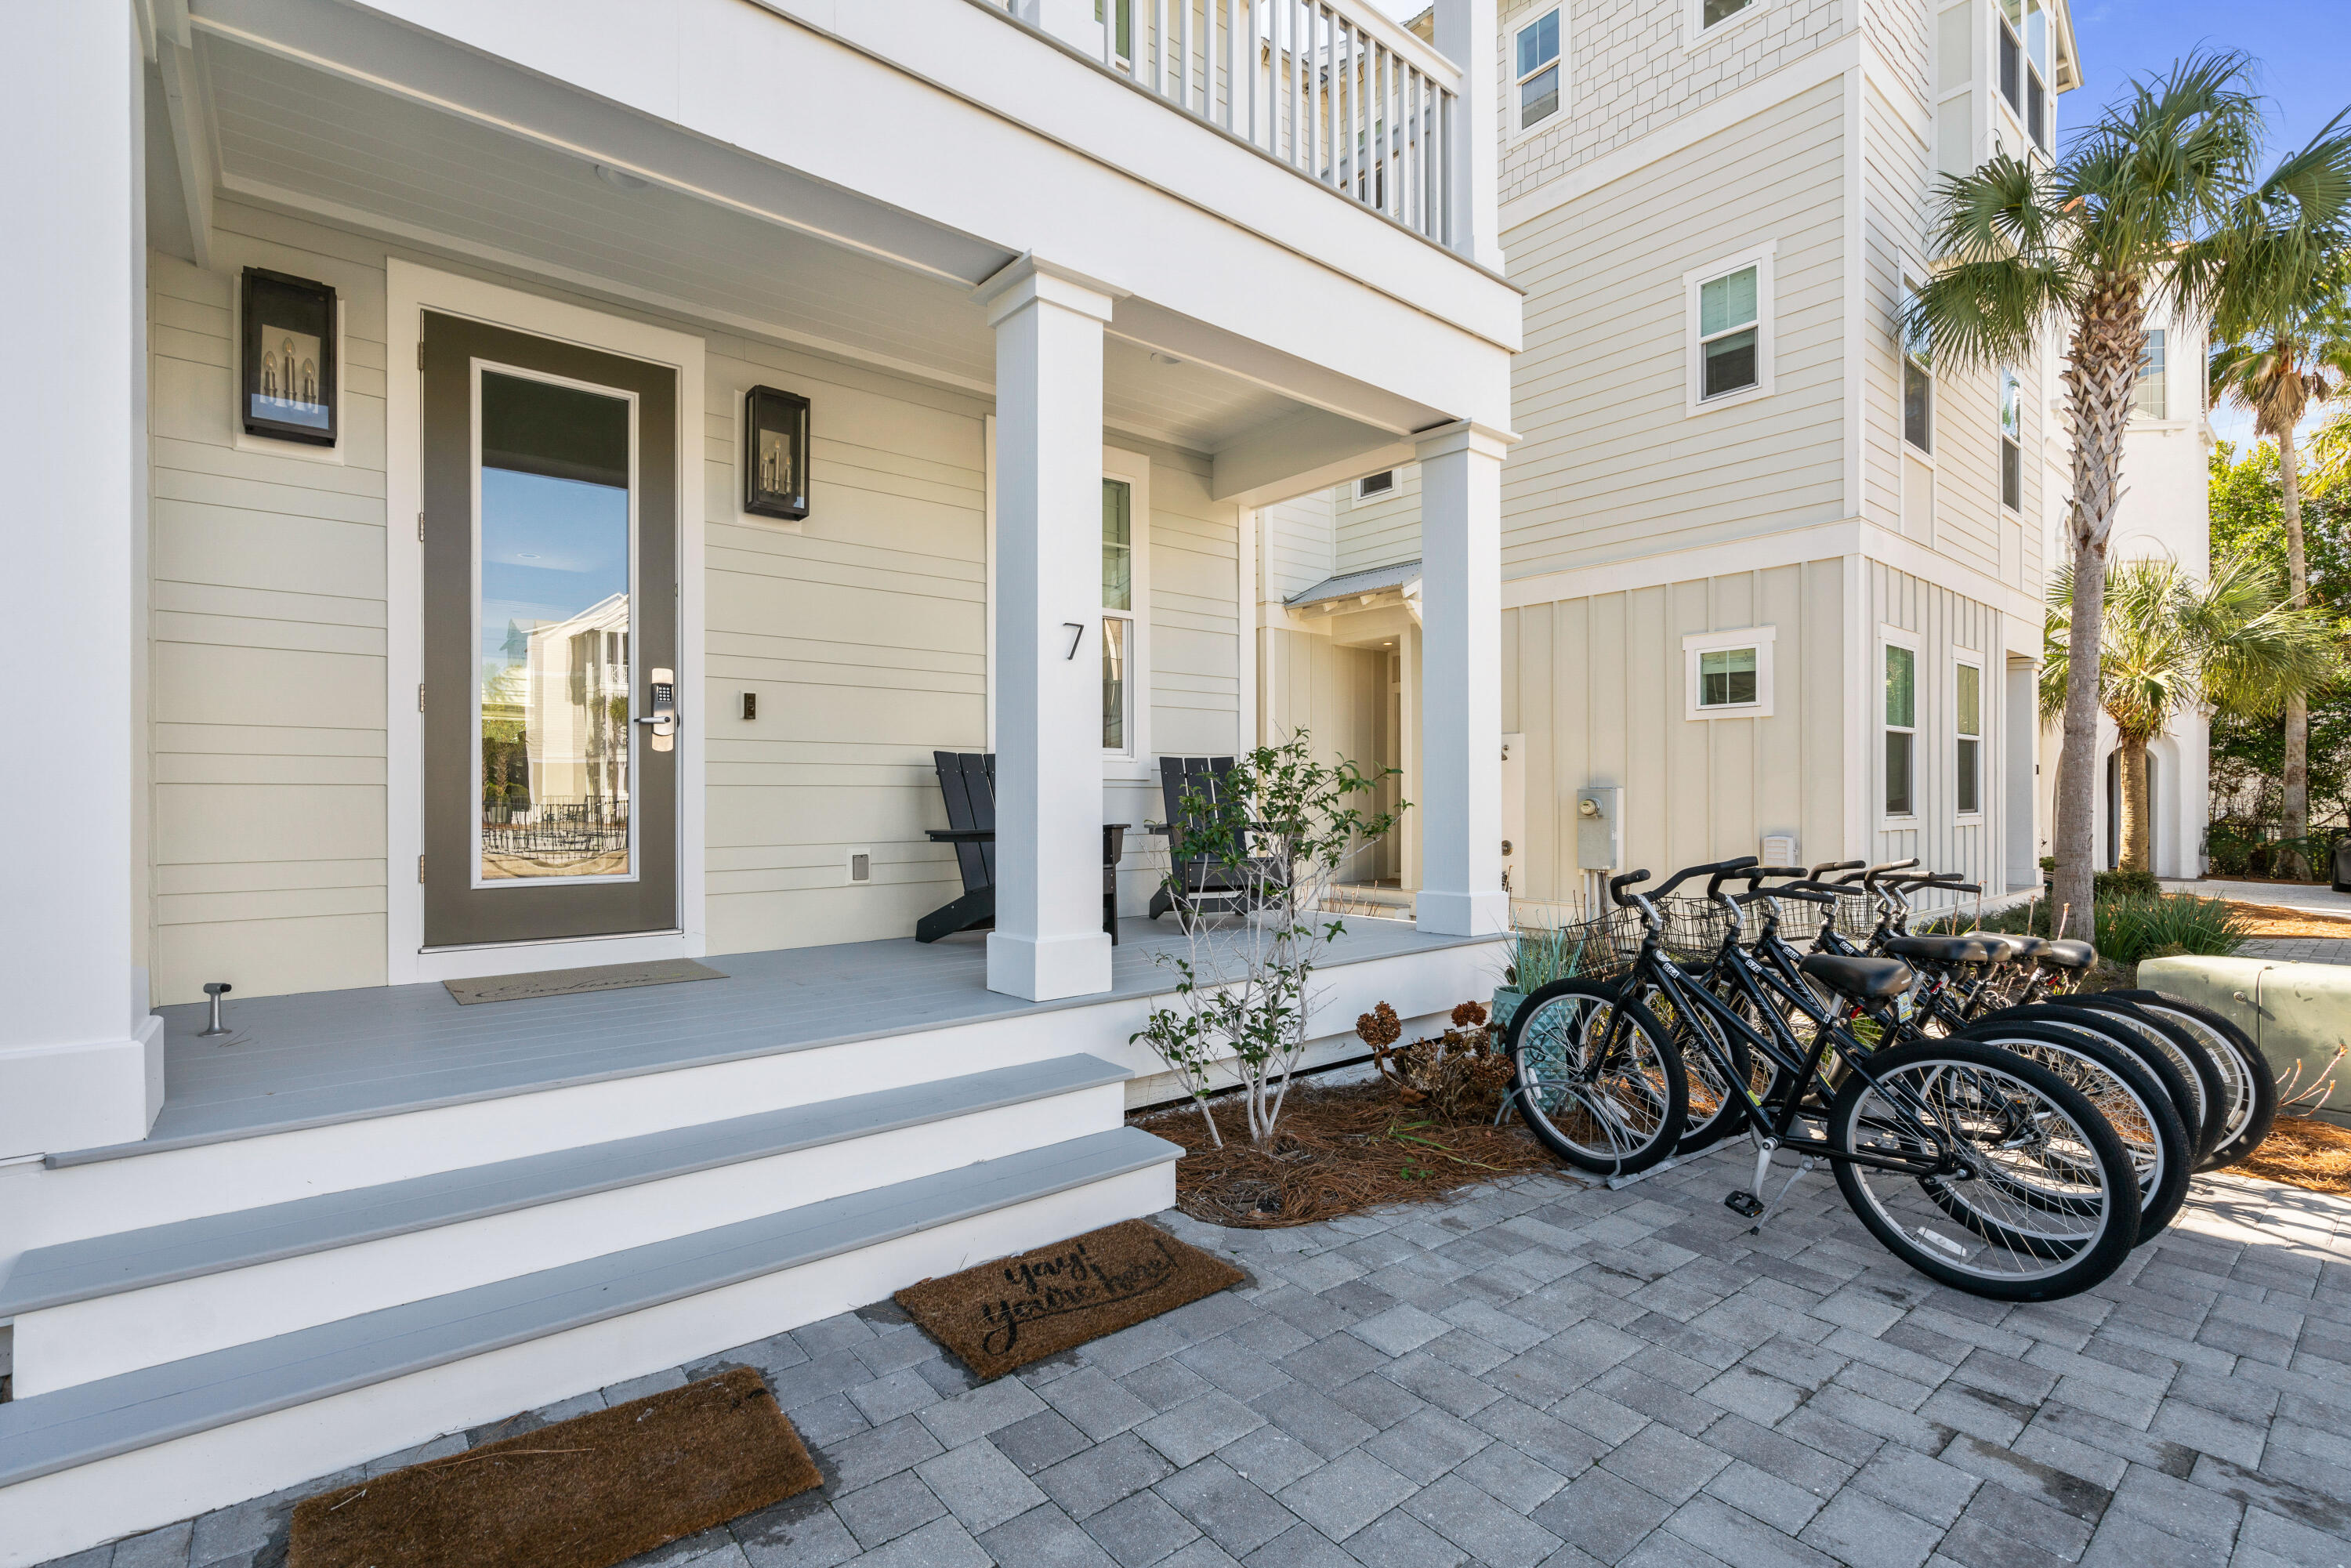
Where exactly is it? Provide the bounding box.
[386,260,706,985]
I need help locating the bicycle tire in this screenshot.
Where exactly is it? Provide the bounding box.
[2052,996,2228,1164]
[1828,1037,2139,1301]
[1505,979,1687,1175]
[1967,1003,2209,1161]
[2102,989,2277,1171]
[1645,981,1758,1157]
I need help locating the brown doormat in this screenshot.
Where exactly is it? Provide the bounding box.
[288,1367,817,1568]
[443,958,726,1005]
[895,1219,1244,1381]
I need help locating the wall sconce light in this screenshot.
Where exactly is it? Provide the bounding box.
[241,267,337,446]
[744,385,811,520]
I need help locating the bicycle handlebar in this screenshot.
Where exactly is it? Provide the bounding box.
[1861,859,1920,889]
[1657,856,1757,901]
[1809,859,1865,880]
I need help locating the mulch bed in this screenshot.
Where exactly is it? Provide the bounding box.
[288,1367,817,1568]
[2228,902,2351,940]
[1137,1078,1562,1229]
[895,1219,1244,1380]
[2236,1115,2351,1197]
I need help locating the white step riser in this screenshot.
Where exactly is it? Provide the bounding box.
[1,1001,1128,1274]
[11,1082,1125,1396]
[0,1162,1175,1568]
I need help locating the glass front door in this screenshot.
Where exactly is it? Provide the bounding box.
[421,313,679,947]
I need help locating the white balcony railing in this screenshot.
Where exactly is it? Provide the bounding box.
[996,0,1462,249]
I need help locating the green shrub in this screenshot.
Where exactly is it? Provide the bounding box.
[1503,924,1592,992]
[2093,893,2249,966]
[2095,867,2163,899]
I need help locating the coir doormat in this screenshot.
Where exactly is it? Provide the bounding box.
[443,958,726,1005]
[287,1367,817,1568]
[896,1219,1245,1381]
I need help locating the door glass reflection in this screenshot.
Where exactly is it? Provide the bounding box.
[477,369,633,882]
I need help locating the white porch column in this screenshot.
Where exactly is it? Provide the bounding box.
[1414,422,1512,938]
[0,2,160,1157]
[1434,0,1503,270]
[978,257,1120,1001]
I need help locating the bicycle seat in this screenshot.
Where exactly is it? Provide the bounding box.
[1882,934,2004,965]
[2013,936,2096,969]
[1799,953,1915,1001]
[1972,933,2034,961]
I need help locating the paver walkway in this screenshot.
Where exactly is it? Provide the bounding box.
[40,1143,2351,1568]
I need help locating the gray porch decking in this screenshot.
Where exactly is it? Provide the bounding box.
[80,917,1487,1166]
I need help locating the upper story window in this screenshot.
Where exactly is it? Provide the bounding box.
[1695,263,1762,401]
[2133,330,2168,419]
[1691,0,1760,38]
[1901,281,1933,454]
[1999,367,2023,511]
[1514,10,1562,133]
[1954,657,1983,817]
[1998,0,2051,152]
[1102,477,1134,755]
[1356,469,1396,500]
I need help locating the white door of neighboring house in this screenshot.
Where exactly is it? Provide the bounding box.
[1500,733,1525,900]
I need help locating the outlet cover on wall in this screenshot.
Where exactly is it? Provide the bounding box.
[846,848,872,884]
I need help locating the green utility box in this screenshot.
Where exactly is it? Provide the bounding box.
[2139,955,2351,1127]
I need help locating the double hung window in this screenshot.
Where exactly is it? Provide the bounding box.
[1955,660,1983,817]
[1886,643,1918,817]
[1998,0,2051,151]
[1699,266,1760,400]
[2133,330,2168,419]
[1515,11,1562,132]
[1901,284,1933,454]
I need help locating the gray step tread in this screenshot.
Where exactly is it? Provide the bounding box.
[0,1126,1180,1490]
[0,1056,1130,1317]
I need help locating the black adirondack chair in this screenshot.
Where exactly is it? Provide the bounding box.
[1147,755,1289,922]
[917,751,1126,943]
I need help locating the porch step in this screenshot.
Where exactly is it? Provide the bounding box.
[0,1125,1179,1510]
[2,1057,1132,1396]
[0,1055,1125,1318]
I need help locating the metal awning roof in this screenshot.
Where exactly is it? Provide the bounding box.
[1284,559,1422,609]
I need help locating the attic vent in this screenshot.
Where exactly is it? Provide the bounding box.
[1355,470,1396,499]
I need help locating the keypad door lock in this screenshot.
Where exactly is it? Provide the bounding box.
[637,666,678,752]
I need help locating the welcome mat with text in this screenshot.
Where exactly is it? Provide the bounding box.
[287,1367,817,1568]
[896,1219,1245,1381]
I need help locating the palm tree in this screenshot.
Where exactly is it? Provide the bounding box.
[2209,295,2351,876]
[1906,51,2351,922]
[2042,554,2336,873]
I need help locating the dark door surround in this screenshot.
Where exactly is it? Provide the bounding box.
[419,311,680,948]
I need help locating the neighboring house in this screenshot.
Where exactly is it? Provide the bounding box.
[1265,0,2081,912]
[0,2,1518,1558]
[2030,303,2216,878]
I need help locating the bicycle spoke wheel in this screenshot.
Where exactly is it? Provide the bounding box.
[1829,1038,2139,1301]
[2108,990,2277,1170]
[1505,980,1687,1175]
[1649,985,1755,1157]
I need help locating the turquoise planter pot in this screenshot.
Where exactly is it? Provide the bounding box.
[1490,987,1526,1033]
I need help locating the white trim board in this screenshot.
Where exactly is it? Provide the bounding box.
[384,259,708,987]
[1496,516,2043,628]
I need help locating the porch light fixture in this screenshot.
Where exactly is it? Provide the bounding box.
[743,385,812,520]
[240,267,336,446]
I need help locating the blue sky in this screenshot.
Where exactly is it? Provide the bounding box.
[2064,0,2349,445]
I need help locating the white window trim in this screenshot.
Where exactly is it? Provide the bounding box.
[2132,328,2171,423]
[1953,650,1986,823]
[1899,271,1935,459]
[1683,625,1777,721]
[1683,244,1777,416]
[1508,5,1564,142]
[1354,469,1397,501]
[1103,443,1153,778]
[1683,0,1768,50]
[1880,625,1922,824]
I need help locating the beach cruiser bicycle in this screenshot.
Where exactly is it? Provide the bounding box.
[1502,857,2141,1301]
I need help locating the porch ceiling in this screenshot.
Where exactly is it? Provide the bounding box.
[194,33,1324,458]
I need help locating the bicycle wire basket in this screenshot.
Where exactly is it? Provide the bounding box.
[1533,897,1732,984]
[1827,889,1885,942]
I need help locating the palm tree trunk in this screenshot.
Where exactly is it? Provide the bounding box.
[2279,434,2311,878]
[2117,733,2152,874]
[2051,289,2142,929]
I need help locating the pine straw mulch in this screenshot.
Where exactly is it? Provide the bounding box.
[2233,1115,2351,1198]
[2227,902,2351,940]
[1134,1079,1560,1229]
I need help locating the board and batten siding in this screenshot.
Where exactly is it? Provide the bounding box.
[1502,79,1849,579]
[145,203,1244,1004]
[1501,561,1850,907]
[1865,559,2011,903]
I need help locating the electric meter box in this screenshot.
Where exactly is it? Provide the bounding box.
[1575,786,1621,871]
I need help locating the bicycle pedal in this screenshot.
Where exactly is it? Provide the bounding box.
[1723,1190,1766,1218]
